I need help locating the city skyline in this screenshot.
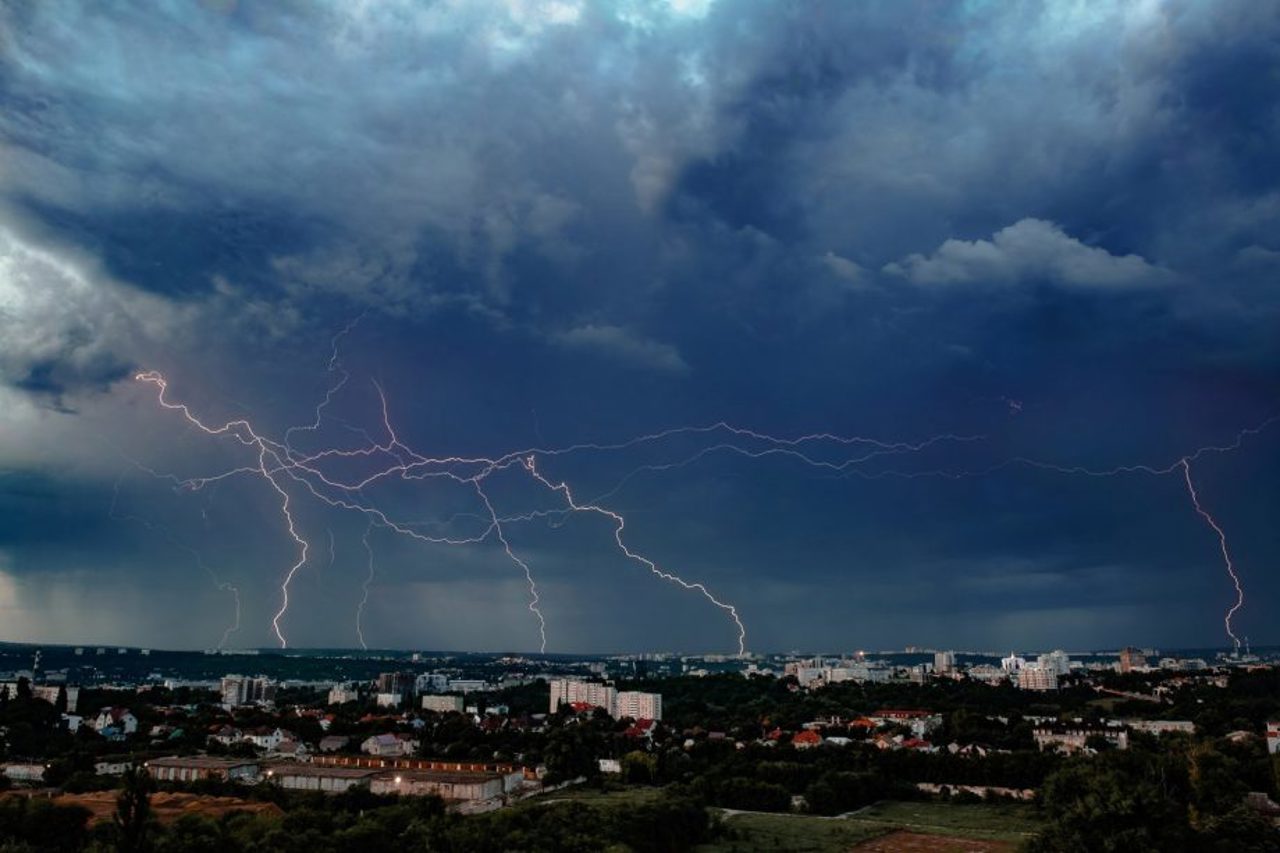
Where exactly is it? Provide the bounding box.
[2,2,1279,653]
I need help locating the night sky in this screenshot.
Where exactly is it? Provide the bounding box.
[1,2,1278,654]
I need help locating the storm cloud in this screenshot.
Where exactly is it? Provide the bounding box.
[0,1,1277,653]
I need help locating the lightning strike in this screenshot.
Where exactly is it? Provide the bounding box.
[1179,459,1244,654]
[522,455,747,656]
[134,346,1270,657]
[356,520,376,651]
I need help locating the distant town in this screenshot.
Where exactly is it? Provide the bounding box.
[1,641,1278,848]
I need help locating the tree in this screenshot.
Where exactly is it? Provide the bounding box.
[114,766,155,853]
[1027,752,1193,852]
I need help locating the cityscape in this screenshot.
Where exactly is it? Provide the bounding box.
[3,1,1280,850]
[1,640,1279,848]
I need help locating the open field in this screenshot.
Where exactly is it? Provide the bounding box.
[697,812,889,852]
[698,800,1039,852]
[846,801,1039,843]
[3,790,282,824]
[849,830,1016,852]
[518,781,668,808]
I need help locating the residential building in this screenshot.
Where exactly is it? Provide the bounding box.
[92,708,139,737]
[934,651,956,675]
[1037,650,1071,676]
[1000,652,1026,673]
[548,679,616,715]
[422,695,465,714]
[376,671,416,703]
[448,679,488,693]
[1125,720,1195,736]
[94,760,134,776]
[1118,647,1146,674]
[869,709,943,738]
[318,735,350,753]
[1266,721,1279,755]
[208,725,242,746]
[792,730,823,749]
[221,675,277,707]
[614,691,662,721]
[967,664,1006,684]
[416,673,450,694]
[1033,723,1129,753]
[375,692,403,709]
[361,733,419,757]
[1,764,46,783]
[327,685,359,705]
[1018,664,1058,691]
[243,727,291,751]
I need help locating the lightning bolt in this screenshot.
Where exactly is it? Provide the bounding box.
[356,520,376,651]
[134,370,312,649]
[133,337,1272,657]
[1179,459,1244,654]
[522,455,747,655]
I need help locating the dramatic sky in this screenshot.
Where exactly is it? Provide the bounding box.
[2,1,1278,654]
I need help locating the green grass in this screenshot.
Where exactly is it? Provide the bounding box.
[696,812,889,853]
[846,800,1040,842]
[522,786,1041,847]
[517,781,666,807]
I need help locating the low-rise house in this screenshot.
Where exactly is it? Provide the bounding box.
[318,735,350,753]
[1033,723,1129,753]
[1,763,46,783]
[94,759,135,776]
[361,733,419,757]
[792,730,823,749]
[274,740,310,761]
[1123,719,1195,736]
[243,727,292,751]
[208,725,242,746]
[92,708,138,738]
[623,719,658,740]
[869,709,942,738]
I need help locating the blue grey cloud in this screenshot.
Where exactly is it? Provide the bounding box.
[0,1,1277,651]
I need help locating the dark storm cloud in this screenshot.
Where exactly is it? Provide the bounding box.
[0,1,1277,650]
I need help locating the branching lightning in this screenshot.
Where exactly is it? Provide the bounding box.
[129,329,1274,654]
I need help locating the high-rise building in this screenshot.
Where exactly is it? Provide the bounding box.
[1118,647,1145,673]
[328,684,359,705]
[1001,652,1026,672]
[1017,664,1058,691]
[934,651,956,675]
[615,691,662,721]
[220,675,277,707]
[1037,650,1071,676]
[415,673,449,694]
[376,671,416,698]
[548,680,617,715]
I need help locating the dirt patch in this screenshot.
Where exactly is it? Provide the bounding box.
[850,830,1016,853]
[7,791,282,824]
